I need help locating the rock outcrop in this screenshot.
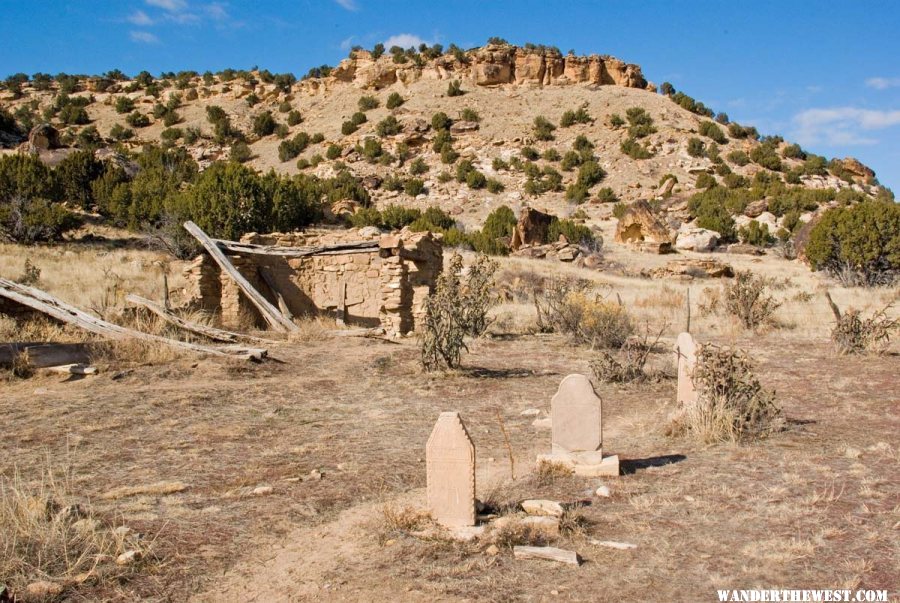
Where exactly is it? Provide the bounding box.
[614,200,673,253]
[308,43,651,92]
[510,207,554,250]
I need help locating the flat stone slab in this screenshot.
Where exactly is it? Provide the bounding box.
[537,453,620,477]
[520,499,564,517]
[514,545,581,565]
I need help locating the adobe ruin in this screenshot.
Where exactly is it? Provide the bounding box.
[182,227,443,336]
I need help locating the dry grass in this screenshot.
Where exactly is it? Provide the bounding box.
[0,242,187,311]
[0,460,149,598]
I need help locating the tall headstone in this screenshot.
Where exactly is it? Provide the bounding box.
[551,374,602,454]
[675,332,698,407]
[426,412,476,527]
[539,374,619,476]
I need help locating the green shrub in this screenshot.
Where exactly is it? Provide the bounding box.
[115,96,135,114]
[565,160,605,203]
[0,153,60,203]
[687,187,739,241]
[358,95,379,111]
[110,123,134,141]
[482,205,516,241]
[231,141,252,163]
[698,121,727,143]
[341,121,357,136]
[287,110,302,126]
[727,150,750,166]
[560,150,582,171]
[524,165,563,195]
[620,137,653,160]
[58,104,89,125]
[279,132,310,161]
[725,271,782,330]
[560,104,592,127]
[728,122,759,140]
[738,220,774,246]
[126,112,150,128]
[432,111,452,131]
[252,111,277,137]
[161,127,183,144]
[782,143,805,159]
[541,148,561,162]
[278,101,292,113]
[408,157,427,175]
[520,146,539,161]
[687,137,705,158]
[486,178,504,193]
[375,115,402,137]
[548,218,596,247]
[0,196,78,243]
[460,108,480,122]
[595,187,618,203]
[378,204,420,229]
[404,178,425,196]
[612,202,628,219]
[806,201,900,286]
[492,157,508,171]
[440,145,459,164]
[533,116,556,141]
[447,80,464,97]
[669,91,714,117]
[326,144,342,160]
[386,92,405,109]
[749,143,782,171]
[609,113,625,128]
[695,173,717,189]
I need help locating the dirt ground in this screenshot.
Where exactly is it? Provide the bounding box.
[3,309,898,601]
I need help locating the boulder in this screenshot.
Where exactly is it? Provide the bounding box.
[510,207,554,250]
[613,200,673,253]
[648,259,734,279]
[744,199,768,218]
[449,121,480,134]
[28,123,60,151]
[675,228,719,252]
[655,176,676,198]
[726,243,765,256]
[837,157,875,181]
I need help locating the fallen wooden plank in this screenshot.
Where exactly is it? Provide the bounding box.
[46,364,98,375]
[257,266,294,321]
[210,344,268,361]
[0,342,92,368]
[213,238,378,258]
[513,545,581,565]
[184,221,297,333]
[592,540,637,550]
[0,278,257,360]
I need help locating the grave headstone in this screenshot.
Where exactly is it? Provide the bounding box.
[426,412,476,527]
[551,374,602,454]
[675,332,698,407]
[539,374,619,477]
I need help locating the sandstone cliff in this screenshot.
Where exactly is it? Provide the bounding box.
[308,43,651,93]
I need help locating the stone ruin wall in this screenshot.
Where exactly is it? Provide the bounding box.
[182,228,442,336]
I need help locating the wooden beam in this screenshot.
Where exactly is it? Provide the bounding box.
[183,221,297,333]
[0,277,259,360]
[125,294,277,345]
[0,342,92,368]
[47,364,98,375]
[213,238,378,258]
[257,266,294,322]
[513,545,581,565]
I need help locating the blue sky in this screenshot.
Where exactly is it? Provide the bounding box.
[2,0,899,192]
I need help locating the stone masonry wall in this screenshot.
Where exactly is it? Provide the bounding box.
[182,227,442,336]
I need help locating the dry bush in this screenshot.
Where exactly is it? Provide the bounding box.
[0,463,146,597]
[669,345,783,444]
[421,253,498,371]
[491,518,551,549]
[724,270,782,330]
[374,505,432,544]
[697,287,722,316]
[534,460,572,486]
[534,277,633,349]
[590,326,665,383]
[288,315,336,343]
[826,295,898,355]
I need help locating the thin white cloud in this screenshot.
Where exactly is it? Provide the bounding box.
[127,10,155,25]
[383,33,428,50]
[865,77,900,90]
[340,36,355,51]
[130,30,160,44]
[792,107,900,146]
[146,0,187,11]
[334,0,358,10]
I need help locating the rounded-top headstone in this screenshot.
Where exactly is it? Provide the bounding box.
[551,374,602,454]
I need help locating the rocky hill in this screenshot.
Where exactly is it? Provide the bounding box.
[0,40,890,253]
